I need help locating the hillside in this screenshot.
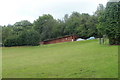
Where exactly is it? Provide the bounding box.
[2,40,118,78]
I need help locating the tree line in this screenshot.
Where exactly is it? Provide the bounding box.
[1,2,120,47]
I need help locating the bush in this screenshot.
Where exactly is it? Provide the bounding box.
[19,30,40,46]
[4,36,20,47]
[3,30,40,47]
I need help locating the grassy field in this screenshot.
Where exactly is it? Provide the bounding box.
[2,39,118,78]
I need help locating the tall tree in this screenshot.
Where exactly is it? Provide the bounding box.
[97,2,120,45]
[95,4,105,37]
[34,14,58,41]
[105,1,120,45]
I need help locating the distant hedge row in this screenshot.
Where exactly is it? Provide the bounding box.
[2,26,40,47]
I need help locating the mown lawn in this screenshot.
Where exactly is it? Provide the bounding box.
[2,40,118,78]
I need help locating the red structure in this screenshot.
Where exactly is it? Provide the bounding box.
[40,35,78,45]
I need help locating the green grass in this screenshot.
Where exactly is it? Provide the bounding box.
[2,39,118,78]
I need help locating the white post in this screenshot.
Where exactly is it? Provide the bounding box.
[72,39,74,42]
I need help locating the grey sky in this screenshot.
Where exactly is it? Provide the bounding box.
[109,0,120,2]
[0,0,108,26]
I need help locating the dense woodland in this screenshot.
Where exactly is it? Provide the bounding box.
[1,2,120,47]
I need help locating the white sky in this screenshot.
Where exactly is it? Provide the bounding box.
[0,0,108,26]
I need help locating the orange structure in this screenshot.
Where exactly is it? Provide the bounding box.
[40,35,78,45]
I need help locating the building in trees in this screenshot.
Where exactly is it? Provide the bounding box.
[40,35,78,45]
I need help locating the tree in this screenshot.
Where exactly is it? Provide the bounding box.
[94,4,105,17]
[14,20,32,27]
[34,14,58,41]
[95,4,106,44]
[97,2,120,45]
[95,4,105,37]
[0,26,2,44]
[3,23,40,46]
[19,29,40,46]
[63,12,81,36]
[63,12,98,39]
[4,35,20,47]
[105,2,120,45]
[2,26,13,44]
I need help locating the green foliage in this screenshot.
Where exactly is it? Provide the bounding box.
[14,20,32,27]
[97,2,120,45]
[4,35,20,47]
[2,9,107,47]
[34,14,60,41]
[2,26,13,43]
[2,12,100,47]
[95,4,105,38]
[0,26,2,43]
[19,30,40,46]
[2,25,40,47]
[63,12,99,39]
[105,2,120,45]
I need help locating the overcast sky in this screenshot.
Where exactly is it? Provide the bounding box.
[0,0,108,26]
